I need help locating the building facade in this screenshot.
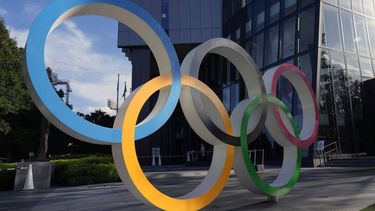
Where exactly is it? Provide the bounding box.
[118,0,223,164]
[117,0,375,165]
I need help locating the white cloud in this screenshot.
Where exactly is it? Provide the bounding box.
[44,21,132,115]
[23,1,43,17]
[84,106,116,116]
[8,27,28,48]
[0,6,8,17]
[7,19,131,115]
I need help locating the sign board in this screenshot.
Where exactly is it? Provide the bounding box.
[317,140,325,151]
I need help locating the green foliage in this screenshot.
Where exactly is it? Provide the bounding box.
[51,156,120,186]
[0,163,16,190]
[0,18,32,135]
[361,204,375,211]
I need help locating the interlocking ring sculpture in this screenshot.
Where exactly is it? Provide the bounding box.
[24,0,319,210]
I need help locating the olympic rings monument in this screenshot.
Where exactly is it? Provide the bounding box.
[24,0,319,210]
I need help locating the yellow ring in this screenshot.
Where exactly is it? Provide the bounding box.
[121,74,234,210]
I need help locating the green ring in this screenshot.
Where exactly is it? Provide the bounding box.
[240,95,302,196]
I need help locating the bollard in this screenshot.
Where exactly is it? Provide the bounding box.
[158,155,162,166]
[152,155,156,166]
[23,164,35,191]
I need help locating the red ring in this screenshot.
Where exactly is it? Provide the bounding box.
[271,64,319,148]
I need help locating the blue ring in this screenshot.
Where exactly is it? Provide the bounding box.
[25,0,181,144]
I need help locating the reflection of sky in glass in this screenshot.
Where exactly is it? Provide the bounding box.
[345,54,361,83]
[359,57,374,81]
[323,4,342,50]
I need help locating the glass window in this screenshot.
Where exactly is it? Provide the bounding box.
[246,6,252,38]
[245,20,252,38]
[254,1,265,32]
[300,0,315,8]
[339,0,351,9]
[282,16,295,58]
[236,28,241,41]
[364,0,375,17]
[298,53,313,83]
[223,86,231,112]
[359,57,374,81]
[346,54,361,83]
[230,83,240,112]
[354,15,370,56]
[269,0,280,24]
[278,76,293,112]
[330,51,355,152]
[252,32,264,68]
[345,54,363,124]
[341,10,357,53]
[322,4,343,50]
[161,0,169,31]
[352,0,364,14]
[265,24,279,65]
[245,41,251,54]
[232,0,243,15]
[241,0,248,8]
[227,61,231,83]
[367,19,375,56]
[324,0,338,5]
[284,0,297,16]
[299,7,316,52]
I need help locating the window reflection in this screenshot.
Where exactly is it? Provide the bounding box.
[298,53,313,83]
[359,57,374,81]
[331,51,353,153]
[269,0,280,24]
[284,0,297,16]
[254,1,265,32]
[319,49,334,127]
[325,0,338,5]
[363,0,375,17]
[354,15,370,56]
[341,10,357,53]
[367,19,375,56]
[265,25,279,66]
[322,4,343,50]
[339,0,351,9]
[282,16,295,58]
[352,0,364,14]
[223,86,231,112]
[299,7,315,52]
[252,33,264,68]
[345,53,363,126]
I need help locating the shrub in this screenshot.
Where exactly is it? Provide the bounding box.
[51,156,120,186]
[0,163,16,190]
[0,156,120,189]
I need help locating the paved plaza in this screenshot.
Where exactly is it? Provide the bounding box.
[0,167,374,211]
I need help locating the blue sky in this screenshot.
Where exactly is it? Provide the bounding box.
[0,0,132,116]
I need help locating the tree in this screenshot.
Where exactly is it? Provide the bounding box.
[0,18,31,135]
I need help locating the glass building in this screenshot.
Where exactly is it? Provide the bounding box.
[319,0,375,154]
[220,0,375,157]
[118,0,375,166]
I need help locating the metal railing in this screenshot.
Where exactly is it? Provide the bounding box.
[317,141,339,167]
[323,142,340,160]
